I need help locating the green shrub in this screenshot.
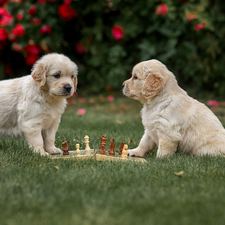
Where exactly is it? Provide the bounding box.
[0,0,225,94]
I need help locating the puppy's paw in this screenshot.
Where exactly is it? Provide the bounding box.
[40,151,50,156]
[128,148,145,158]
[46,147,62,155]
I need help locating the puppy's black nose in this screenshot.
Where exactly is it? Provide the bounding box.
[122,82,125,87]
[64,84,72,93]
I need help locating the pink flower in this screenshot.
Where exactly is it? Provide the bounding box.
[31,18,42,25]
[77,109,86,115]
[118,110,123,114]
[207,100,219,108]
[72,92,78,98]
[12,43,22,52]
[107,95,114,101]
[98,95,105,101]
[40,25,52,35]
[12,24,25,37]
[111,25,124,41]
[155,3,168,15]
[17,12,23,21]
[89,98,95,103]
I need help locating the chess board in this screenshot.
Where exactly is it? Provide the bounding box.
[50,150,147,163]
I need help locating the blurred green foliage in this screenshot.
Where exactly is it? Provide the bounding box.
[0,0,225,94]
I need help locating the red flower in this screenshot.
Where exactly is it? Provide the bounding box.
[25,54,39,66]
[111,25,124,41]
[0,0,7,7]
[38,0,46,3]
[40,25,52,35]
[187,12,197,21]
[17,12,23,21]
[64,0,71,5]
[0,28,9,40]
[0,7,13,26]
[28,5,37,16]
[195,22,207,31]
[76,43,87,54]
[24,44,40,55]
[31,18,42,25]
[155,3,168,15]
[12,24,25,37]
[58,4,77,21]
[49,0,55,2]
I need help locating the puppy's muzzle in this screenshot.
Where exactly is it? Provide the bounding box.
[64,84,72,95]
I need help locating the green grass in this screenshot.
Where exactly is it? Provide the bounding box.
[1,94,225,225]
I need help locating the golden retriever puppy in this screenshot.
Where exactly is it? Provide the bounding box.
[123,59,225,157]
[0,53,78,156]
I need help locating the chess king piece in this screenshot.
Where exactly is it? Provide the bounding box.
[122,144,128,158]
[75,144,81,155]
[108,139,115,155]
[119,142,124,155]
[62,141,69,155]
[84,135,91,152]
[99,135,107,155]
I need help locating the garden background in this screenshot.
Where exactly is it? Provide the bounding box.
[0,0,225,95]
[1,1,225,225]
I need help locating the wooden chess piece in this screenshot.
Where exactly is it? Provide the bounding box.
[99,135,107,155]
[75,144,81,155]
[62,141,69,155]
[122,144,128,158]
[108,139,115,156]
[119,142,124,155]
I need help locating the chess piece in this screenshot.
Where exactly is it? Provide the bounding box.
[122,144,128,158]
[62,141,69,155]
[119,142,124,155]
[108,139,115,156]
[99,135,107,155]
[84,135,91,152]
[75,144,81,155]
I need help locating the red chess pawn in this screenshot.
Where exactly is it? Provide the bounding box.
[119,142,124,155]
[62,141,69,155]
[108,139,115,155]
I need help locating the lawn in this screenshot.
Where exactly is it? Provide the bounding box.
[1,93,225,225]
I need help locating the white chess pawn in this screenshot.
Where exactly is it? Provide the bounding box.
[84,135,91,152]
[75,144,81,155]
[122,144,128,158]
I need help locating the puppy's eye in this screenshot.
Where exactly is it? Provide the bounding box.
[134,75,138,80]
[54,74,60,79]
[71,75,74,79]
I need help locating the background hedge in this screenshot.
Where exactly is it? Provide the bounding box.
[0,0,225,94]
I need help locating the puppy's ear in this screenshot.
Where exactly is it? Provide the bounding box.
[31,63,46,87]
[74,76,78,92]
[142,74,164,98]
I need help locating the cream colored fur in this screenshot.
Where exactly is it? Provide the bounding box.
[123,59,225,157]
[0,53,78,156]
